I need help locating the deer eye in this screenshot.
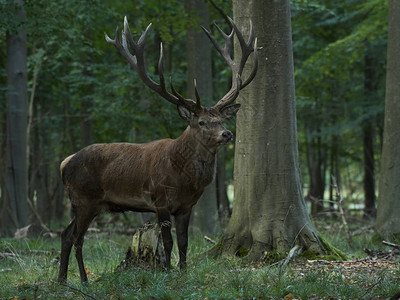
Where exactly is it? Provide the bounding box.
[198,121,205,126]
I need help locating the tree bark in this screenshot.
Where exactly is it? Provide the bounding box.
[185,0,219,234]
[362,123,376,219]
[216,147,231,225]
[215,0,324,260]
[80,94,93,147]
[375,0,400,240]
[1,0,29,235]
[329,134,341,215]
[362,50,376,219]
[30,105,51,224]
[305,126,326,216]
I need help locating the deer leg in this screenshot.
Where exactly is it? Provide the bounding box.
[58,218,76,283]
[156,208,173,268]
[175,211,191,269]
[73,209,96,283]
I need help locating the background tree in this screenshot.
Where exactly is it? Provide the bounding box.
[362,44,377,219]
[185,0,219,234]
[293,0,387,217]
[375,0,400,241]
[1,0,29,235]
[214,0,326,260]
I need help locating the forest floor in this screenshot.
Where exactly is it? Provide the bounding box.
[290,252,400,299]
[0,216,399,299]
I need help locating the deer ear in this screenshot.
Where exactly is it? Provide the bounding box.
[177,105,193,122]
[220,104,241,120]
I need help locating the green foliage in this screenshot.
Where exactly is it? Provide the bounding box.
[293,0,387,138]
[291,0,388,210]
[0,0,25,35]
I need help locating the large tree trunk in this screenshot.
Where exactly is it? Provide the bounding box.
[185,0,219,234]
[375,0,400,241]
[1,0,29,236]
[215,0,325,260]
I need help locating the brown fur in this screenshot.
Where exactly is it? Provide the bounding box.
[58,118,233,283]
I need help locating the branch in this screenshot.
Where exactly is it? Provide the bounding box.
[206,0,232,29]
[58,282,97,300]
[27,197,51,232]
[331,175,353,247]
[204,236,216,244]
[382,240,400,250]
[282,245,302,268]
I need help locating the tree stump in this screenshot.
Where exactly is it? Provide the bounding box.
[118,223,166,270]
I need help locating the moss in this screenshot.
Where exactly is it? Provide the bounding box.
[207,241,223,258]
[371,233,384,245]
[300,249,342,261]
[238,246,249,257]
[297,235,348,261]
[263,250,286,264]
[319,235,349,260]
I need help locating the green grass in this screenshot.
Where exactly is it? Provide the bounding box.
[0,224,399,299]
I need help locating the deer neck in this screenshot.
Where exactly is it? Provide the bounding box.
[169,127,217,187]
[178,126,217,161]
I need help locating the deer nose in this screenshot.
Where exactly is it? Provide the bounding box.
[222,130,233,141]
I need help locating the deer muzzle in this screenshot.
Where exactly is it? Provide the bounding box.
[221,129,234,144]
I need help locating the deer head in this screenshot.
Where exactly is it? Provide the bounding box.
[105,17,258,151]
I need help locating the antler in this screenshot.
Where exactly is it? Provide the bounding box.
[105,17,202,113]
[201,17,259,111]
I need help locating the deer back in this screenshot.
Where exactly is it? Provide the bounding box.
[61,133,214,215]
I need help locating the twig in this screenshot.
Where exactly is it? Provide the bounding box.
[206,0,232,28]
[1,250,56,256]
[331,175,353,247]
[0,252,17,259]
[204,236,216,244]
[26,50,41,165]
[27,197,51,232]
[58,282,97,300]
[282,245,302,268]
[382,240,400,250]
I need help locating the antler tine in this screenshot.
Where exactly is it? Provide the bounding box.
[228,17,256,78]
[105,26,130,63]
[158,42,200,112]
[210,18,259,111]
[170,76,189,104]
[201,25,234,68]
[193,79,202,110]
[241,37,259,89]
[158,42,175,103]
[106,17,201,113]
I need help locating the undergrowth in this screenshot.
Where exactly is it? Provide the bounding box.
[0,220,399,299]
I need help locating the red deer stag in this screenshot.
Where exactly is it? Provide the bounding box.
[58,16,258,283]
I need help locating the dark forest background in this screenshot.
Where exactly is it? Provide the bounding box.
[0,0,388,235]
